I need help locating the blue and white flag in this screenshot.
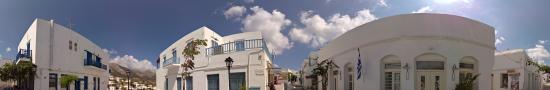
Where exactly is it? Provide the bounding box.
[357,48,362,80]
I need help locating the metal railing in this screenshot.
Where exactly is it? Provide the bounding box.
[84,58,107,70]
[15,49,32,62]
[163,57,180,67]
[205,39,266,56]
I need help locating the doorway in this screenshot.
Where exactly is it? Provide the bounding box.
[415,71,445,90]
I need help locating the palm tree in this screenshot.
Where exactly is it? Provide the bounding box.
[455,74,479,90]
[60,74,79,90]
[180,39,207,79]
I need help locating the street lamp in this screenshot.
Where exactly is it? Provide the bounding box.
[225,57,234,90]
[125,70,131,90]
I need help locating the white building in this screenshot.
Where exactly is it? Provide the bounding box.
[315,13,495,90]
[493,49,544,90]
[299,52,319,90]
[156,27,273,90]
[15,18,109,90]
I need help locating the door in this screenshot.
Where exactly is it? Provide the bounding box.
[415,71,445,90]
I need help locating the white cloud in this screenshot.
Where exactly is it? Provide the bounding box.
[495,30,506,45]
[5,47,11,52]
[243,0,254,3]
[539,40,549,44]
[289,9,377,48]
[224,6,247,20]
[110,55,156,72]
[102,48,118,54]
[527,40,550,65]
[378,0,388,7]
[495,36,506,45]
[412,6,433,13]
[241,6,293,55]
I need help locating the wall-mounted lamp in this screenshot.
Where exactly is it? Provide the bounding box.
[452,64,459,81]
[402,63,410,80]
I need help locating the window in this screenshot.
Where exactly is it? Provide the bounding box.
[384,72,400,90]
[74,43,77,51]
[211,40,218,47]
[384,63,401,69]
[345,67,353,90]
[97,78,100,90]
[416,61,444,70]
[165,78,168,90]
[49,73,58,90]
[207,74,220,90]
[235,40,245,51]
[69,41,73,50]
[83,76,88,90]
[230,73,245,90]
[501,74,508,88]
[459,63,474,69]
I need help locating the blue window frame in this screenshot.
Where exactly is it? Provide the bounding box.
[186,77,193,90]
[235,40,245,51]
[230,73,246,90]
[207,74,220,90]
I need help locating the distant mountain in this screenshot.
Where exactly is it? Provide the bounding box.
[108,63,155,85]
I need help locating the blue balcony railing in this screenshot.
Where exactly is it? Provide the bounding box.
[15,49,32,62]
[163,57,179,67]
[84,58,107,70]
[205,39,267,56]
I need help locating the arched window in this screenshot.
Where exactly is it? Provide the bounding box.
[381,55,401,90]
[459,57,477,82]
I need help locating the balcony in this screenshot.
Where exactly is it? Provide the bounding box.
[162,57,180,67]
[84,58,108,70]
[205,39,269,56]
[15,49,32,63]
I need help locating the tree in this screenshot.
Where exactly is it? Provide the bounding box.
[455,74,479,90]
[0,61,37,89]
[311,60,338,90]
[60,74,79,89]
[180,39,207,79]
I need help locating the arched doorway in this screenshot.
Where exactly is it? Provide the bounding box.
[415,53,446,90]
[459,56,478,90]
[381,55,401,90]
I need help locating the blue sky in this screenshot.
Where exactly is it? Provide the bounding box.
[0,0,549,70]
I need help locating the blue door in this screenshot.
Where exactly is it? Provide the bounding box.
[83,76,88,90]
[75,79,81,90]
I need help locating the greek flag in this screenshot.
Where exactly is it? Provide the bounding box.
[357,48,362,80]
